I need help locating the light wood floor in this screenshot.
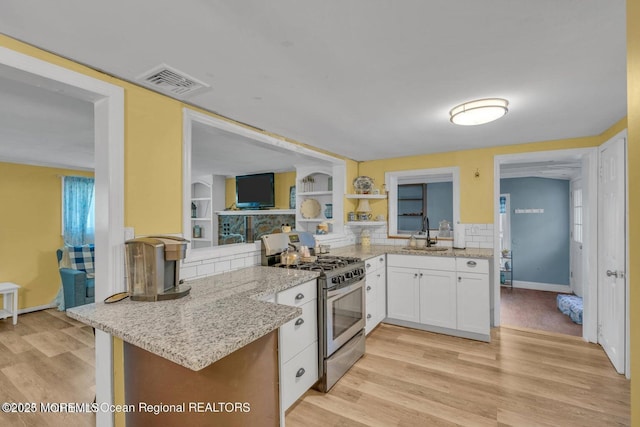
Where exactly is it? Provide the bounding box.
[0,312,629,426]
[286,324,630,427]
[0,309,95,427]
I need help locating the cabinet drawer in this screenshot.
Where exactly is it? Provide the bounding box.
[281,342,319,410]
[456,258,489,274]
[278,280,317,307]
[280,300,318,362]
[387,254,455,271]
[365,255,386,272]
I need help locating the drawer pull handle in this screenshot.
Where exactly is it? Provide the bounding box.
[367,313,372,319]
[467,261,477,267]
[295,293,305,300]
[379,257,384,262]
[295,318,304,326]
[366,286,372,291]
[296,368,306,378]
[366,263,372,268]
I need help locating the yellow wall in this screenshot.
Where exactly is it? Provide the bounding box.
[357,133,619,223]
[224,171,296,209]
[124,88,183,235]
[0,162,92,308]
[627,0,639,423]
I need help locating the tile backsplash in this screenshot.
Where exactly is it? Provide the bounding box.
[180,223,494,280]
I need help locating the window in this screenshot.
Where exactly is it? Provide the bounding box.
[386,167,459,237]
[572,188,583,244]
[62,176,95,245]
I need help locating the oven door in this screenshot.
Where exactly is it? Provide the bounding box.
[325,279,365,356]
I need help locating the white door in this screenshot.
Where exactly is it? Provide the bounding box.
[598,137,626,374]
[570,180,584,297]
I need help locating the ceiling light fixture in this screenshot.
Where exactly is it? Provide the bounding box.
[450,98,509,126]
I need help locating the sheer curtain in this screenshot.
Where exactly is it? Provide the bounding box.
[63,176,95,246]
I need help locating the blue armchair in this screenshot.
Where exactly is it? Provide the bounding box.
[57,248,95,309]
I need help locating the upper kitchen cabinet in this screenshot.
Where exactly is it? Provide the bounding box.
[295,165,345,236]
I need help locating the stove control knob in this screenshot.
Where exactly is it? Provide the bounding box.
[345,271,353,279]
[332,276,342,284]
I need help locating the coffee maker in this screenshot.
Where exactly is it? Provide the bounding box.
[125,236,191,301]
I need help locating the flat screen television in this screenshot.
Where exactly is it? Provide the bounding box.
[235,172,275,209]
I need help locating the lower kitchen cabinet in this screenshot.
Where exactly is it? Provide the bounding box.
[456,272,490,335]
[386,267,420,323]
[276,279,318,413]
[419,269,457,329]
[365,254,386,334]
[386,254,490,341]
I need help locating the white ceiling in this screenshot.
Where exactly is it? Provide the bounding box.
[0,65,94,170]
[0,0,627,171]
[191,121,332,178]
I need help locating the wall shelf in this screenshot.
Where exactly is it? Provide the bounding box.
[345,194,387,199]
[346,221,386,227]
[215,209,295,216]
[297,191,332,196]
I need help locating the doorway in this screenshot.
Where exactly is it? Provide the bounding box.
[493,148,597,342]
[0,46,124,427]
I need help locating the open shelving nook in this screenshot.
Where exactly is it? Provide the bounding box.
[345,193,387,227]
[295,166,345,236]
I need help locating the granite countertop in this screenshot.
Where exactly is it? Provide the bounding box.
[66,266,319,371]
[329,244,494,260]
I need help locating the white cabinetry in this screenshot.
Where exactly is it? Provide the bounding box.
[387,267,420,323]
[419,269,457,329]
[364,255,386,334]
[191,180,213,250]
[276,280,318,412]
[295,165,344,236]
[386,254,490,341]
[455,258,490,335]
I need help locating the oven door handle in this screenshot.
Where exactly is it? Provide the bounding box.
[327,281,364,299]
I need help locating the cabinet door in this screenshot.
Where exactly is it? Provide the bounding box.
[375,264,386,324]
[456,272,490,335]
[386,267,420,322]
[365,270,378,335]
[419,269,457,329]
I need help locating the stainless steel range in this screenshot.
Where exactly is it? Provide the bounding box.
[261,232,366,392]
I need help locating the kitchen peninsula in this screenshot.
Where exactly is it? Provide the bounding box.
[67,266,319,427]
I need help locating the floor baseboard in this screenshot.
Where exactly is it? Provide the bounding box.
[18,302,58,315]
[512,280,572,293]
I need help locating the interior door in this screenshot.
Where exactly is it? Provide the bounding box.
[598,136,626,374]
[570,180,584,297]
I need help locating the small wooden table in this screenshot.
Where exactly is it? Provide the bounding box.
[0,282,19,325]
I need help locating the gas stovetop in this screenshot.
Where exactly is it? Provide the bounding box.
[275,255,362,272]
[275,255,366,288]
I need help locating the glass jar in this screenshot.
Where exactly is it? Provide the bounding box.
[360,229,371,248]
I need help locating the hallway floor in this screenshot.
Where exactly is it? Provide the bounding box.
[500,287,582,337]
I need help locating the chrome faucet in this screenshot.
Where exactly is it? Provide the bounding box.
[424,217,431,247]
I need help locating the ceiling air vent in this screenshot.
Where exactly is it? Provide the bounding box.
[137,64,210,98]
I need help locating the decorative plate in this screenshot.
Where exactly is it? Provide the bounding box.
[353,176,374,193]
[300,198,321,219]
